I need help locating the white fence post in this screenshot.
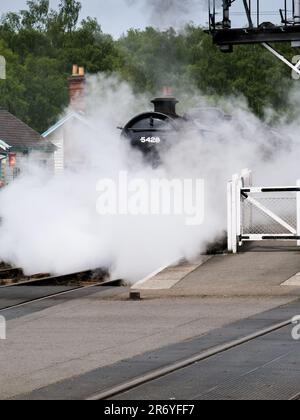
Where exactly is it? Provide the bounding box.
[227,180,233,252]
[297,180,300,247]
[241,168,252,188]
[231,174,240,254]
[241,169,253,235]
[236,176,243,247]
[227,173,243,254]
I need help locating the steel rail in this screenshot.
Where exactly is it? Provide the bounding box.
[87,319,293,400]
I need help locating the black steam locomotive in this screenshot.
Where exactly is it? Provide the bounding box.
[121,96,184,164]
[121,95,232,164]
[121,95,285,166]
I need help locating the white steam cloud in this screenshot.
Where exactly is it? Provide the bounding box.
[0,74,299,283]
[125,0,217,29]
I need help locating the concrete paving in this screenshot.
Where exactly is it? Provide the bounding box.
[282,273,300,286]
[132,256,212,290]
[134,244,300,299]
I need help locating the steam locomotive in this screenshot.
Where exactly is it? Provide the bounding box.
[121,93,286,167]
[121,94,232,165]
[121,96,182,164]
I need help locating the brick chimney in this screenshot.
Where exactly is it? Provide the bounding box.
[151,86,179,118]
[68,65,85,111]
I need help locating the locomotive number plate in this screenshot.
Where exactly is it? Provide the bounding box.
[140,137,161,144]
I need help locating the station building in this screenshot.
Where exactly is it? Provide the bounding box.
[42,65,88,175]
[0,108,55,185]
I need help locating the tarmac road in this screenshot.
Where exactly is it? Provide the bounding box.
[11,298,300,400]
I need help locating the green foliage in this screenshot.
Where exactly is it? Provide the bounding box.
[0,0,122,132]
[118,27,189,92]
[0,0,299,132]
[119,25,296,118]
[0,40,28,118]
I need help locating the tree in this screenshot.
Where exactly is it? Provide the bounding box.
[0,40,28,119]
[21,0,50,31]
[21,55,69,132]
[0,12,22,33]
[58,0,81,33]
[0,0,299,133]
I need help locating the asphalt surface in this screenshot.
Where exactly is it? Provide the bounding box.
[2,243,300,400]
[0,285,80,311]
[0,285,127,321]
[113,325,299,400]
[14,299,300,400]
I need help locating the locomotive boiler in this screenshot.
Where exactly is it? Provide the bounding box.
[121,95,183,164]
[121,93,286,167]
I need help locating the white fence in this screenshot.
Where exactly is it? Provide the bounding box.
[227,169,300,253]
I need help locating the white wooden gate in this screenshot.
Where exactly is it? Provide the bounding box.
[227,169,300,253]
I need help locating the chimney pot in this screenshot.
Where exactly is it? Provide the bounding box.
[72,64,79,76]
[68,65,86,111]
[151,95,179,118]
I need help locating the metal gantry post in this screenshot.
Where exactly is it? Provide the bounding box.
[294,0,300,23]
[223,0,232,28]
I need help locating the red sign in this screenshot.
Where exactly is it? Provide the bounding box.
[8,153,16,168]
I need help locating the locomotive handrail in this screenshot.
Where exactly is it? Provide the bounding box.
[124,128,173,133]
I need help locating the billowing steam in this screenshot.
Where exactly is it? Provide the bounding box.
[125,0,217,29]
[0,74,299,283]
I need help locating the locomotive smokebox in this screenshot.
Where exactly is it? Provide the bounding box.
[151,97,179,118]
[121,93,182,165]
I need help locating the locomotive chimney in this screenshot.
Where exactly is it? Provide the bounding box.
[151,87,179,117]
[68,64,86,111]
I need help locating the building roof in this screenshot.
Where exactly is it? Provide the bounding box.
[0,108,55,153]
[42,111,89,138]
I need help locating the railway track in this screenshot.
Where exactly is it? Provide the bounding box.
[87,317,296,400]
[0,268,123,312]
[0,267,50,286]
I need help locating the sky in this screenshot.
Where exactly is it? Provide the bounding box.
[0,0,286,38]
